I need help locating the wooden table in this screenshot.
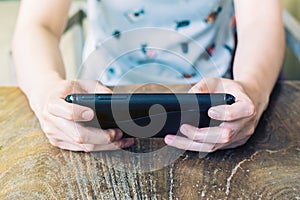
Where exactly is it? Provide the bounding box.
[0,82,299,199]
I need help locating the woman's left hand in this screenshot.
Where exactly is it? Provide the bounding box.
[164,77,269,152]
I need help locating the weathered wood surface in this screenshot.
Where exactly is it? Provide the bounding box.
[0,82,300,199]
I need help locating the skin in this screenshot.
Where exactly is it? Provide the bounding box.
[165,0,285,151]
[13,0,285,152]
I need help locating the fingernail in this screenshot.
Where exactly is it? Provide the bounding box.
[115,129,123,140]
[122,138,134,148]
[209,109,220,118]
[82,110,93,120]
[165,135,175,144]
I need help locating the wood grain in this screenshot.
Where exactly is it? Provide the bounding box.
[0,82,300,199]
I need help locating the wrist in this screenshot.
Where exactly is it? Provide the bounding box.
[238,80,270,114]
[25,76,64,114]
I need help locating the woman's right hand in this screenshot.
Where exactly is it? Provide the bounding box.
[30,79,134,152]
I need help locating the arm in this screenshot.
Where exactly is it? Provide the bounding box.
[165,0,285,152]
[233,0,285,112]
[12,0,133,151]
[13,0,70,102]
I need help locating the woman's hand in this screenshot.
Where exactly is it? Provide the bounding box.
[164,77,269,152]
[30,79,134,152]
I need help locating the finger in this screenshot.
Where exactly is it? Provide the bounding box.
[43,125,74,143]
[51,80,86,97]
[77,80,112,93]
[45,114,123,145]
[94,82,112,93]
[188,78,218,93]
[47,98,95,121]
[71,125,124,145]
[164,135,216,152]
[49,81,111,121]
[220,136,251,150]
[180,124,235,144]
[208,101,255,121]
[46,126,123,145]
[48,138,89,151]
[48,138,134,152]
[219,121,255,142]
[77,138,134,152]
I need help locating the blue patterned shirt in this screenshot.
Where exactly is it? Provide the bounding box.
[80,0,235,85]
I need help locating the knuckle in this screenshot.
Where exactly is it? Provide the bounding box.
[186,128,198,139]
[74,133,87,144]
[68,80,78,90]
[225,109,235,121]
[250,126,255,134]
[40,120,53,133]
[221,128,234,143]
[209,146,218,153]
[41,109,51,121]
[63,80,74,87]
[238,139,248,146]
[43,125,53,135]
[248,103,256,117]
[113,141,123,149]
[185,141,195,151]
[246,126,255,136]
[105,130,116,143]
[83,144,95,152]
[65,110,75,121]
[47,102,54,112]
[228,113,236,121]
[48,139,59,147]
[69,80,76,86]
[47,101,58,114]
[47,93,56,102]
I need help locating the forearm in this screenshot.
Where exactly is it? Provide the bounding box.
[12,0,71,107]
[13,25,66,99]
[233,0,285,106]
[233,26,285,97]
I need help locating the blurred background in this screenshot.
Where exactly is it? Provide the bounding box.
[282,0,300,80]
[0,0,299,86]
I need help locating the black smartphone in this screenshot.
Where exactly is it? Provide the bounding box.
[65,93,235,138]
